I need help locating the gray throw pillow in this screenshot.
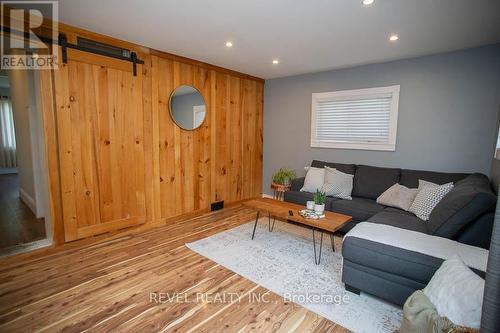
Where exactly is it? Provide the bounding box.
[321,167,353,200]
[409,180,454,221]
[376,183,418,211]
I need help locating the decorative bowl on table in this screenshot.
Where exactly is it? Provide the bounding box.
[299,209,325,219]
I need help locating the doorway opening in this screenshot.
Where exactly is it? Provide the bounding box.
[0,69,52,256]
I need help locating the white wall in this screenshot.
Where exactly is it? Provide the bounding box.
[0,82,15,174]
[7,70,42,216]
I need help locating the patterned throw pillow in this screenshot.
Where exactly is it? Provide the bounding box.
[300,166,325,193]
[321,167,353,200]
[409,180,454,221]
[376,183,418,211]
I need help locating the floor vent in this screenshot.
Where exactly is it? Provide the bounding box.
[211,201,224,211]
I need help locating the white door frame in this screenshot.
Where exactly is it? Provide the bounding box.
[32,71,53,243]
[193,105,206,128]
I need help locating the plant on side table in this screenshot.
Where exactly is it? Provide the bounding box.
[271,168,296,200]
[271,168,296,186]
[313,190,326,214]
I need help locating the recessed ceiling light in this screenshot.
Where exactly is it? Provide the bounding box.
[225,41,233,47]
[272,59,280,65]
[362,0,374,5]
[389,34,399,41]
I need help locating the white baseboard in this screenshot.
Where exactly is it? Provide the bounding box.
[262,193,274,199]
[19,188,37,215]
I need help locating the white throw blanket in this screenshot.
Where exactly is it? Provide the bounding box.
[345,222,489,272]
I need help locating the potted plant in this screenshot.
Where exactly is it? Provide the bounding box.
[272,168,296,186]
[313,190,326,214]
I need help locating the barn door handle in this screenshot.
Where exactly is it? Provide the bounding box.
[59,33,68,64]
[131,52,138,76]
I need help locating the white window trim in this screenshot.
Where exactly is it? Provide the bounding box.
[310,85,400,151]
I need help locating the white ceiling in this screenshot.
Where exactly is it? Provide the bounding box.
[58,0,500,79]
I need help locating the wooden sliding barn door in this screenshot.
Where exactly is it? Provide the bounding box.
[54,49,147,241]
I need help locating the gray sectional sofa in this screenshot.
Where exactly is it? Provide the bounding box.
[285,160,496,248]
[284,160,497,305]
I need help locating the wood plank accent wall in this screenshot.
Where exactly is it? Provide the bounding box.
[150,56,263,221]
[32,23,264,243]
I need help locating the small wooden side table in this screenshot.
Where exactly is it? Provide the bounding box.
[270,182,291,201]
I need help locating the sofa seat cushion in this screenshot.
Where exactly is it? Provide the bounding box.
[367,208,429,234]
[343,236,447,286]
[429,173,496,238]
[352,165,401,199]
[344,222,489,273]
[283,190,338,208]
[400,169,468,188]
[329,197,384,222]
[342,223,488,296]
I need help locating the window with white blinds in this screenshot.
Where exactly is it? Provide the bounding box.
[311,85,400,151]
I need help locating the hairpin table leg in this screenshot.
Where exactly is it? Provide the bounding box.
[251,211,260,240]
[268,213,276,232]
[312,229,324,265]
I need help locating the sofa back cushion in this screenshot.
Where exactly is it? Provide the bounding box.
[352,165,401,200]
[311,160,356,175]
[428,173,496,238]
[400,169,469,189]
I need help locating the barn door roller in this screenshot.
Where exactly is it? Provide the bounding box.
[58,33,143,76]
[0,26,144,76]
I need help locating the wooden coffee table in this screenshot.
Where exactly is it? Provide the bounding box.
[243,198,352,264]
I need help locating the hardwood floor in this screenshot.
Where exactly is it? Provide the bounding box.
[0,205,349,332]
[0,174,46,250]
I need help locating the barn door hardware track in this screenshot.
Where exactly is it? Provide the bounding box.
[1,26,144,76]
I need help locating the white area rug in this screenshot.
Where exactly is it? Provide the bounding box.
[186,218,403,333]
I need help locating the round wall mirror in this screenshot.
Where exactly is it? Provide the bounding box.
[169,85,206,130]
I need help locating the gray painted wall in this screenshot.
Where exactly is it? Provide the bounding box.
[171,92,205,129]
[264,44,500,195]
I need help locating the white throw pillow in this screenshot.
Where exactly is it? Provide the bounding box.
[321,167,353,200]
[300,167,325,193]
[423,255,484,329]
[376,183,418,211]
[409,180,454,221]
